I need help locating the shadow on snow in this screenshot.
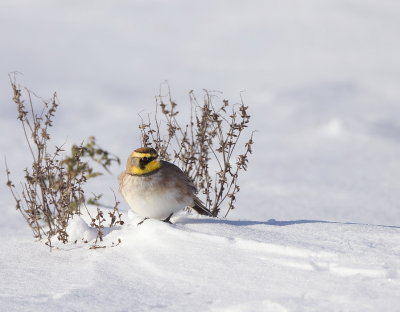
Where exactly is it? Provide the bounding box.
[176,217,400,229]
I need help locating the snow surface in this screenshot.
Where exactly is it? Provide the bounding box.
[1,0,400,311]
[1,214,400,312]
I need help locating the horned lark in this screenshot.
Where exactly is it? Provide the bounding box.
[119,147,212,223]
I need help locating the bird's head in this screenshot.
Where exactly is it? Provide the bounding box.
[126,147,161,175]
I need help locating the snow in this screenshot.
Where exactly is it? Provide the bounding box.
[1,215,399,311]
[1,0,400,311]
[66,216,99,243]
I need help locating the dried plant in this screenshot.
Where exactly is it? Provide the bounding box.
[5,76,123,248]
[108,192,124,227]
[87,194,123,249]
[90,207,106,244]
[63,136,120,209]
[139,88,254,217]
[63,136,120,179]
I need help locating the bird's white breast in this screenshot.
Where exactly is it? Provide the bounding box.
[120,171,193,219]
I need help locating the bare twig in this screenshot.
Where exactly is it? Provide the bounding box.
[6,76,123,248]
[138,87,254,217]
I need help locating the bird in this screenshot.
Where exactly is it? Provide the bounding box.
[119,147,212,224]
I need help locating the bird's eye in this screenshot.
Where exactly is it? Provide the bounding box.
[143,157,148,162]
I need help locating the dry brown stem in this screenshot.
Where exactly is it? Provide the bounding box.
[139,88,254,217]
[6,75,123,248]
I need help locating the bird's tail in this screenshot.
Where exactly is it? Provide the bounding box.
[191,197,212,216]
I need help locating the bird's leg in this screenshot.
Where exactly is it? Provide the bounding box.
[162,213,174,224]
[137,217,149,226]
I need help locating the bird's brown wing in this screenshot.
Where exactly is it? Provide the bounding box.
[192,196,213,216]
[160,160,212,216]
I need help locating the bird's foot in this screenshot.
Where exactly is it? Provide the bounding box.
[137,217,149,226]
[162,213,174,224]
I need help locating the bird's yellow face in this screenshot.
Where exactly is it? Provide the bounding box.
[127,147,161,175]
